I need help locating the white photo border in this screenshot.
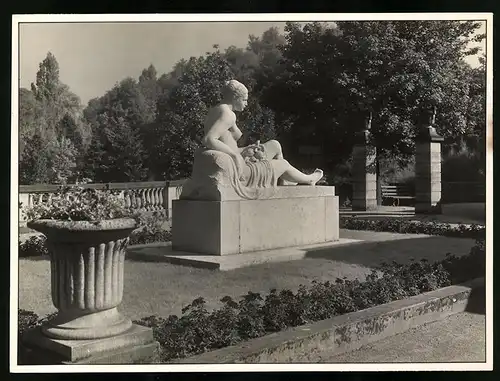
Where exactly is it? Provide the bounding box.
[10,12,494,373]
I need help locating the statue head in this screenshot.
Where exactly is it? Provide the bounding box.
[222,79,248,112]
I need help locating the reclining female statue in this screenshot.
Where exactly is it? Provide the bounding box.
[180,79,324,200]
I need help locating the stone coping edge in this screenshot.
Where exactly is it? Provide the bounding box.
[172,277,484,364]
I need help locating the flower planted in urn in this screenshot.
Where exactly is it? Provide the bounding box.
[24,185,139,341]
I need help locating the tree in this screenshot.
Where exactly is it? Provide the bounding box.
[248,26,287,96]
[19,88,43,156]
[262,22,350,167]
[153,50,235,179]
[156,59,189,104]
[81,77,153,182]
[264,21,486,183]
[224,45,260,91]
[238,96,277,146]
[83,109,147,182]
[19,132,51,185]
[56,113,90,151]
[23,52,90,182]
[151,47,278,180]
[31,52,60,103]
[138,64,159,124]
[30,53,82,134]
[48,137,78,184]
[461,54,486,154]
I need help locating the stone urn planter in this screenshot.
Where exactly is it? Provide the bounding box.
[27,218,138,340]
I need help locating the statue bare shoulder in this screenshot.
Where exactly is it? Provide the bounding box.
[203,104,236,136]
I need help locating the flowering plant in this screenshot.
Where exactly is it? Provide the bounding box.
[23,184,136,222]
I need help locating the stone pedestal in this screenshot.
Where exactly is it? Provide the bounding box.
[415,126,444,214]
[352,130,377,211]
[22,324,158,364]
[172,186,339,256]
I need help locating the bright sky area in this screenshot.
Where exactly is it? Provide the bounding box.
[19,21,486,106]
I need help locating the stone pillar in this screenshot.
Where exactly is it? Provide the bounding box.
[415,124,444,214]
[351,130,377,211]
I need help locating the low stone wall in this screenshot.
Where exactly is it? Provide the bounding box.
[174,277,484,363]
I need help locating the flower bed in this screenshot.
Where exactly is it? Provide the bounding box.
[340,217,485,239]
[19,238,485,364]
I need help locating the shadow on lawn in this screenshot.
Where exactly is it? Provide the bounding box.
[304,235,472,268]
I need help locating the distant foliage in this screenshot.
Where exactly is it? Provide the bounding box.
[442,141,485,182]
[20,52,90,185]
[21,23,485,185]
[262,21,486,171]
[129,211,172,245]
[152,50,234,180]
[19,132,52,184]
[152,47,278,180]
[81,77,150,182]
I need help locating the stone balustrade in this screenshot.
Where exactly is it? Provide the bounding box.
[18,178,485,230]
[18,180,187,227]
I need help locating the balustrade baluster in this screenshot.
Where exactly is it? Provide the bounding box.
[124,191,131,208]
[135,190,142,210]
[140,189,146,211]
[157,188,164,212]
[144,188,151,211]
[153,188,160,211]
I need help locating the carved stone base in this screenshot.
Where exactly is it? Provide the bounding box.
[172,186,339,255]
[21,324,158,365]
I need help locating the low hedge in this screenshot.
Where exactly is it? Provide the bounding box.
[340,217,485,239]
[18,236,49,258]
[20,217,484,258]
[19,238,485,363]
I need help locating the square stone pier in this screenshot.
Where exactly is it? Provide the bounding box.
[147,185,342,270]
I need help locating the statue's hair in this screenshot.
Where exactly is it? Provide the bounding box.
[222,79,248,100]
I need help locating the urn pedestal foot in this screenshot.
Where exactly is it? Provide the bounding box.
[41,307,133,340]
[21,324,159,365]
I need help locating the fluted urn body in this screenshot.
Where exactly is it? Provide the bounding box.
[27,218,137,340]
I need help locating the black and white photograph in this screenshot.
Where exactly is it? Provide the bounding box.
[11,13,492,372]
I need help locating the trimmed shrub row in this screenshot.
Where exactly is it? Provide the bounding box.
[340,217,485,239]
[19,238,485,363]
[20,217,484,258]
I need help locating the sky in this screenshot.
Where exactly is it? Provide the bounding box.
[19,22,288,104]
[19,21,486,106]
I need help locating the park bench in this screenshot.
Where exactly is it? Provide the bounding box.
[381,183,415,206]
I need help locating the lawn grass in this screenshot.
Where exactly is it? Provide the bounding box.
[18,230,476,321]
